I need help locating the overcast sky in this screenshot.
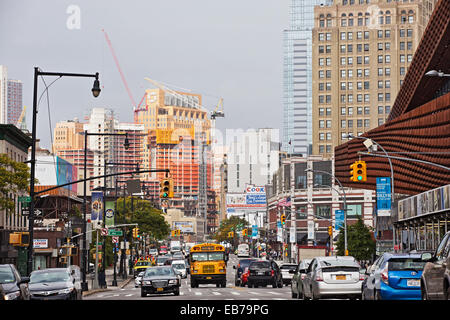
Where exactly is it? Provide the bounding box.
[0,0,289,150]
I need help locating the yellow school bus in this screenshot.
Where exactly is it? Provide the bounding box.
[189,243,228,288]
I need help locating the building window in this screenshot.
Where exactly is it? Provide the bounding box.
[364,119,370,127]
[364,107,370,115]
[341,120,346,128]
[315,204,331,219]
[346,204,362,217]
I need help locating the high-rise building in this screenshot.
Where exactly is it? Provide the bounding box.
[0,66,8,125]
[7,79,23,127]
[226,128,280,193]
[134,88,214,219]
[311,0,437,158]
[283,0,334,156]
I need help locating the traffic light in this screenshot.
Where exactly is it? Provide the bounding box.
[133,227,139,238]
[160,178,174,198]
[350,160,367,182]
[328,225,333,236]
[8,232,29,247]
[228,231,234,238]
[242,229,247,236]
[280,214,286,225]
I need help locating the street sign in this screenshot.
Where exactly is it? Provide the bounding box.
[335,210,345,231]
[112,236,119,243]
[101,228,108,236]
[18,196,31,203]
[108,229,123,236]
[21,209,42,216]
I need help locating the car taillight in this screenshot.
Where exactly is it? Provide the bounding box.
[381,266,389,285]
[271,270,274,277]
[316,269,323,281]
[359,273,365,281]
[301,274,306,280]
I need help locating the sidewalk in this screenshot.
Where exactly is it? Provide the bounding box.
[82,266,133,297]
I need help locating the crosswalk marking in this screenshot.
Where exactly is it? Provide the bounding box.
[212,291,221,296]
[268,291,281,295]
[230,291,241,295]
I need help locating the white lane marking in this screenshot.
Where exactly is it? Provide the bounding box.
[126,294,133,297]
[248,291,260,295]
[249,298,260,300]
[268,291,281,295]
[230,291,241,295]
[195,292,202,296]
[212,291,221,296]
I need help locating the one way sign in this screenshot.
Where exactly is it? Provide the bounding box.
[21,208,42,216]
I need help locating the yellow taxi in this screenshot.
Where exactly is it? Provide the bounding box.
[133,258,154,278]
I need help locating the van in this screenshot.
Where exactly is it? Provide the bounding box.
[237,243,250,257]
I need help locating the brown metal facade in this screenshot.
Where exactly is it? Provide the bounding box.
[335,0,450,196]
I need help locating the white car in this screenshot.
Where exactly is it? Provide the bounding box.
[149,248,158,257]
[171,260,188,278]
[135,271,145,288]
[280,263,297,286]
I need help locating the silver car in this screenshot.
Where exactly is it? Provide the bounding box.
[135,271,145,288]
[302,256,363,300]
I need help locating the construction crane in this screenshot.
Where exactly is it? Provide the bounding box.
[102,29,137,108]
[210,98,224,119]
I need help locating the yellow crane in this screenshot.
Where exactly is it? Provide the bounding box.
[16,106,26,128]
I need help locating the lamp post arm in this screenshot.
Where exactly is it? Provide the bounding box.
[357,151,450,171]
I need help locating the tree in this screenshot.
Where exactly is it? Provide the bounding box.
[0,154,31,213]
[335,216,375,261]
[212,215,247,246]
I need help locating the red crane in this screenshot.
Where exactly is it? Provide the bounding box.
[102,29,137,108]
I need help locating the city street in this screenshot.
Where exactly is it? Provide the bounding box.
[85,255,291,300]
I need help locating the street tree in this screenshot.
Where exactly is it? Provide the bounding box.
[213,215,247,246]
[0,154,31,213]
[335,216,375,261]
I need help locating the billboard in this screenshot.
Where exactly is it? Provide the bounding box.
[226,185,267,209]
[56,156,77,192]
[173,221,194,233]
[335,210,345,232]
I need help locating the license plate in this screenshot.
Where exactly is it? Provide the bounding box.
[407,279,420,287]
[156,287,164,292]
[258,272,264,275]
[206,276,212,280]
[336,275,346,280]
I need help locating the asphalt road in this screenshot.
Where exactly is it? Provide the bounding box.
[84,255,292,301]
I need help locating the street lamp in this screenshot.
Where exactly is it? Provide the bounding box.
[345,133,396,250]
[305,168,348,255]
[425,70,450,77]
[79,131,130,291]
[28,68,100,276]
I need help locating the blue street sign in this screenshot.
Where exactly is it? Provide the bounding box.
[335,210,344,231]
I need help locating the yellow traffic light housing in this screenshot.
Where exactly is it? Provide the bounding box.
[9,232,29,247]
[160,178,174,198]
[328,225,333,236]
[242,229,247,236]
[280,214,286,225]
[350,160,367,182]
[133,227,139,238]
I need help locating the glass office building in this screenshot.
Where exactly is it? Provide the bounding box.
[282,0,333,155]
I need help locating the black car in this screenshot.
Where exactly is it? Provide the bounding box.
[0,264,30,300]
[141,266,180,297]
[233,258,256,286]
[29,268,82,300]
[247,260,283,288]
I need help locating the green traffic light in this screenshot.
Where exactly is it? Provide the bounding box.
[357,176,362,181]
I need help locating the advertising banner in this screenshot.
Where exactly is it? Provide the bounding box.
[105,201,115,227]
[289,227,296,243]
[173,221,194,233]
[376,177,391,217]
[91,191,103,228]
[252,225,258,238]
[56,156,75,192]
[307,220,315,240]
[335,210,344,231]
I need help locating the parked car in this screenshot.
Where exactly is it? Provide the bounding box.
[0,264,30,300]
[141,266,180,297]
[362,252,426,300]
[171,260,188,278]
[291,259,311,299]
[29,268,82,300]
[421,231,450,300]
[280,263,297,286]
[303,256,363,300]
[135,271,145,288]
[246,260,283,288]
[233,258,256,286]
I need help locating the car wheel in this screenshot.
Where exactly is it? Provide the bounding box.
[216,283,220,288]
[444,282,450,300]
[221,282,227,288]
[248,281,252,288]
[240,281,245,287]
[191,280,196,288]
[311,287,318,300]
[292,290,298,299]
[141,290,146,297]
[174,288,180,296]
[235,279,240,286]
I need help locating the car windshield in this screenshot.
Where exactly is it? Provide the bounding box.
[135,261,151,267]
[157,257,168,262]
[145,268,174,277]
[172,264,185,269]
[30,270,70,283]
[388,258,426,271]
[191,252,224,262]
[249,262,270,269]
[280,265,297,270]
[0,266,15,284]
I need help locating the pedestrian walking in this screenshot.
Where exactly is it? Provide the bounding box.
[98,268,107,289]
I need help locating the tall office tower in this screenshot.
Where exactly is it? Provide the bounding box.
[134,88,214,218]
[7,79,23,127]
[283,0,334,155]
[226,128,280,193]
[0,66,7,125]
[52,118,85,153]
[311,0,437,158]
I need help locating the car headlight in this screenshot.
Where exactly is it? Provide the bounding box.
[144,281,152,285]
[193,270,198,273]
[4,291,21,300]
[58,287,74,295]
[169,279,177,285]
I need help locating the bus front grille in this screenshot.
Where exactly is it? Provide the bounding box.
[202,265,215,273]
